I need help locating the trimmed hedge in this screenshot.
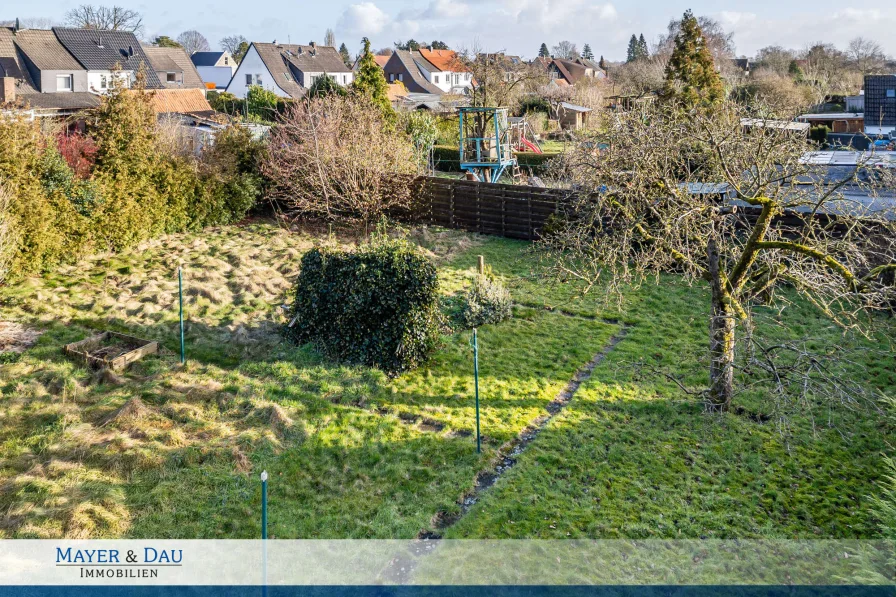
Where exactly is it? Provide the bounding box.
[432,145,560,175]
[285,237,441,374]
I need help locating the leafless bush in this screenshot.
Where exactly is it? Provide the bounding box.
[542,100,896,411]
[262,94,420,231]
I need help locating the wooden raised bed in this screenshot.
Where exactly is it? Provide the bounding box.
[64,331,158,371]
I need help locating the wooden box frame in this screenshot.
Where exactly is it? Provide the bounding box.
[64,331,158,371]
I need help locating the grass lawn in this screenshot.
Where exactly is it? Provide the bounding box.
[0,221,893,540]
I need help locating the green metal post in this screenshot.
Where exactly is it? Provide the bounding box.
[178,267,185,365]
[473,328,481,454]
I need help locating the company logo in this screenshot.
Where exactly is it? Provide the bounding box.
[55,547,183,579]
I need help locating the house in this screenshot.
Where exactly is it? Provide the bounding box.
[0,27,100,118]
[418,48,472,93]
[864,75,896,136]
[146,88,216,118]
[143,46,206,94]
[353,54,390,71]
[796,112,864,134]
[845,93,864,113]
[478,52,525,82]
[190,51,236,90]
[382,50,444,94]
[53,27,163,93]
[544,57,605,85]
[557,101,591,130]
[225,42,353,99]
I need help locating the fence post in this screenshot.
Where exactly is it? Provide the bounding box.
[478,255,485,275]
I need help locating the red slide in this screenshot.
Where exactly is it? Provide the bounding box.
[520,137,543,154]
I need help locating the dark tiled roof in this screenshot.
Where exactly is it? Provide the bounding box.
[191,51,226,67]
[551,58,587,84]
[53,27,162,88]
[16,91,101,110]
[143,46,206,89]
[387,50,442,94]
[13,28,84,71]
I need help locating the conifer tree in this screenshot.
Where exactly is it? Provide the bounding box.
[538,43,550,58]
[626,35,638,62]
[338,43,352,66]
[598,55,607,71]
[582,44,594,60]
[352,38,394,120]
[638,34,649,59]
[662,10,724,109]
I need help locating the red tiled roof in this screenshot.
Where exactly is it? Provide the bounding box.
[419,48,467,72]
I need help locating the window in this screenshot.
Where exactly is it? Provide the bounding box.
[389,73,394,82]
[224,57,229,65]
[100,75,107,89]
[56,74,72,91]
[434,75,439,84]
[284,72,291,82]
[255,74,262,84]
[166,72,176,83]
[398,73,403,81]
[245,74,252,85]
[887,89,896,98]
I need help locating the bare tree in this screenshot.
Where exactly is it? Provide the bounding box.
[262,95,420,231]
[324,28,336,47]
[64,5,143,33]
[220,34,247,56]
[0,16,56,28]
[847,37,887,76]
[459,44,546,110]
[610,56,667,97]
[539,82,576,119]
[552,40,579,60]
[754,46,796,76]
[543,100,896,411]
[176,30,210,55]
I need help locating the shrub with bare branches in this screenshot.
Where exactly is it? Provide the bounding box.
[0,183,16,284]
[262,94,420,230]
[543,100,896,412]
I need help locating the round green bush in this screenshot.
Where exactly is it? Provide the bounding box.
[285,237,441,374]
[461,273,512,328]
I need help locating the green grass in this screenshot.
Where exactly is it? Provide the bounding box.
[0,222,893,540]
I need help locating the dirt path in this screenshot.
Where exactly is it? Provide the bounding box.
[378,324,630,583]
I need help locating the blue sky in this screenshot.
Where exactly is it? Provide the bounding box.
[12,0,896,60]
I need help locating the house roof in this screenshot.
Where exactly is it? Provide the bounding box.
[252,43,350,99]
[388,50,443,94]
[145,88,213,115]
[53,27,162,88]
[386,82,408,102]
[374,55,390,68]
[797,112,864,120]
[552,58,587,84]
[15,91,101,111]
[560,101,591,113]
[12,28,84,72]
[191,51,227,67]
[0,28,38,94]
[142,46,206,89]
[419,48,466,72]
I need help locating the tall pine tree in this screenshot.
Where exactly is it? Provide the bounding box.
[662,10,724,109]
[638,34,649,59]
[626,35,638,62]
[353,37,394,120]
[582,44,594,60]
[598,55,607,71]
[338,43,352,66]
[538,43,550,58]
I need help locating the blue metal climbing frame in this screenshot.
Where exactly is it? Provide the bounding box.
[458,107,517,183]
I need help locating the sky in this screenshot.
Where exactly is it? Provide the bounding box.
[11,0,896,60]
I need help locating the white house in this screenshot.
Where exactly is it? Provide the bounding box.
[190,51,236,89]
[225,42,353,99]
[53,27,164,93]
[418,49,472,94]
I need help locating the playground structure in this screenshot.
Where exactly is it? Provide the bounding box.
[458,107,517,182]
[509,117,543,154]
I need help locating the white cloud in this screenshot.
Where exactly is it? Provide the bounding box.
[338,2,390,36]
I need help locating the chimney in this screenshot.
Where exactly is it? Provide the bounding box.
[0,77,15,104]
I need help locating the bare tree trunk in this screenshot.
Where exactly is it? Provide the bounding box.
[708,239,734,411]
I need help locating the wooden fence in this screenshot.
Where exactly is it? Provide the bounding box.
[416,177,573,240]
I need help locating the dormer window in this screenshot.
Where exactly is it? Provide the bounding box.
[166,72,176,83]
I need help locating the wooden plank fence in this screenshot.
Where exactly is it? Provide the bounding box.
[416,176,574,240]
